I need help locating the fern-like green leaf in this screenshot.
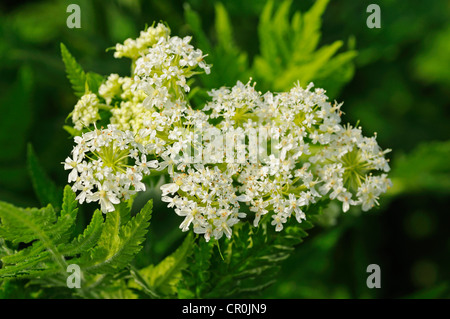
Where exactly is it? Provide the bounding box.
[60,43,86,97]
[59,209,104,256]
[253,0,356,96]
[132,232,194,297]
[84,200,152,274]
[178,201,327,298]
[205,219,311,298]
[0,190,152,297]
[177,236,214,298]
[0,202,68,276]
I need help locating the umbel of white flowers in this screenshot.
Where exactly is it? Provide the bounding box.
[64,23,392,242]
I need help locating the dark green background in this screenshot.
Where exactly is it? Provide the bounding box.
[0,0,449,298]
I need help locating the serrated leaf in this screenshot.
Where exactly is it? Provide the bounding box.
[116,195,137,226]
[177,237,213,298]
[296,0,329,54]
[85,200,152,274]
[0,202,67,272]
[1,241,45,265]
[59,209,104,256]
[279,41,343,89]
[187,209,322,298]
[0,252,51,279]
[60,42,86,97]
[134,232,194,297]
[0,203,56,244]
[253,0,355,94]
[61,185,78,220]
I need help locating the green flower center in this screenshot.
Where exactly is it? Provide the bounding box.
[341,148,372,192]
[94,144,131,173]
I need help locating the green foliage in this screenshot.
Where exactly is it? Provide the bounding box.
[131,232,194,298]
[186,0,356,98]
[177,235,213,298]
[0,185,153,297]
[86,72,105,95]
[0,66,33,163]
[177,220,310,298]
[26,143,62,209]
[253,0,356,96]
[60,43,106,97]
[178,202,326,298]
[184,2,250,94]
[389,140,450,196]
[83,199,152,274]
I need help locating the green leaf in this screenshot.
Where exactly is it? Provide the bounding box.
[214,3,234,51]
[0,203,55,244]
[26,144,62,209]
[205,219,311,298]
[86,72,105,94]
[0,202,68,274]
[0,188,150,296]
[0,252,54,279]
[178,236,214,298]
[61,185,78,220]
[295,0,329,55]
[258,0,278,67]
[59,209,104,256]
[116,195,137,226]
[63,125,82,137]
[85,200,153,274]
[1,240,46,265]
[252,0,355,94]
[275,40,343,90]
[60,43,86,97]
[133,232,194,297]
[179,201,328,299]
[389,140,450,196]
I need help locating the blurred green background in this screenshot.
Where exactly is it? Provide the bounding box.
[0,0,449,298]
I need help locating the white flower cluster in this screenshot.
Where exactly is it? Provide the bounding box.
[64,25,392,242]
[63,124,157,213]
[113,23,170,60]
[133,34,211,108]
[71,93,101,131]
[157,81,392,240]
[161,165,248,242]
